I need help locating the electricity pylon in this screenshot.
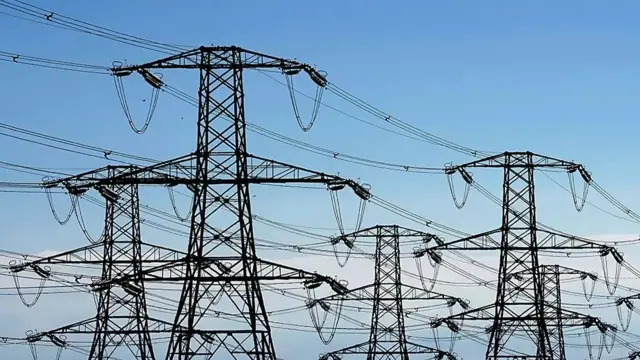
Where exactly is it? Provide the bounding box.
[508,265,597,360]
[34,158,367,360]
[416,151,620,359]
[104,46,369,360]
[12,154,366,359]
[10,166,178,360]
[316,225,463,360]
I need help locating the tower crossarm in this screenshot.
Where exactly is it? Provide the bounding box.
[338,224,440,239]
[21,316,180,338]
[7,242,186,271]
[110,45,326,86]
[431,304,496,325]
[534,229,612,250]
[43,153,370,200]
[319,340,456,359]
[313,283,465,303]
[431,304,614,331]
[449,151,581,170]
[415,228,612,256]
[89,256,347,293]
[414,229,501,255]
[552,307,616,331]
[508,264,595,282]
[8,316,182,357]
[621,293,640,301]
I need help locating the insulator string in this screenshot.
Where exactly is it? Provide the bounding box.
[415,255,440,291]
[73,197,105,244]
[568,170,589,212]
[167,186,192,222]
[446,171,471,209]
[44,185,77,225]
[284,72,323,132]
[112,72,160,134]
[600,254,622,296]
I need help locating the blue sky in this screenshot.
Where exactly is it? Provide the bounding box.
[2,0,640,359]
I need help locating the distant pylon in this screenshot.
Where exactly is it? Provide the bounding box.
[10,166,179,359]
[316,225,462,360]
[418,152,620,359]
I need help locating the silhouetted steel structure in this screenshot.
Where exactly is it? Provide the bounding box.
[317,225,462,360]
[43,46,367,360]
[10,167,171,360]
[417,152,618,359]
[509,265,597,360]
[9,156,366,359]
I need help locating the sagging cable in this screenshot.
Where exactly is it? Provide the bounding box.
[37,334,67,360]
[328,182,368,234]
[431,316,443,350]
[591,180,640,223]
[567,165,590,212]
[329,235,354,268]
[43,181,78,225]
[167,185,192,222]
[305,288,344,345]
[25,330,42,360]
[580,272,597,302]
[603,324,617,354]
[431,318,461,355]
[327,181,367,267]
[9,261,50,308]
[413,247,442,291]
[446,299,467,353]
[616,298,634,331]
[445,165,472,209]
[599,248,623,295]
[283,67,326,132]
[583,318,605,360]
[74,198,105,244]
[111,62,162,134]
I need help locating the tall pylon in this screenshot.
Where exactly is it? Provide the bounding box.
[315,225,463,360]
[104,46,368,360]
[10,166,179,359]
[417,152,620,359]
[508,265,598,360]
[26,155,367,359]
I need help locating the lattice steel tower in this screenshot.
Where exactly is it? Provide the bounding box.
[97,47,369,360]
[416,152,617,359]
[10,167,171,359]
[317,225,463,360]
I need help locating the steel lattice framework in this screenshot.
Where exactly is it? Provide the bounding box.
[111,47,336,360]
[11,154,365,359]
[16,46,369,360]
[509,265,597,360]
[10,167,177,360]
[416,152,617,359]
[317,225,462,360]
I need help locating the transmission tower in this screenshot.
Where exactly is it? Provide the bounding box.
[30,156,367,359]
[98,46,374,360]
[315,225,463,360]
[415,151,622,359]
[508,265,598,360]
[9,166,179,360]
[9,151,366,358]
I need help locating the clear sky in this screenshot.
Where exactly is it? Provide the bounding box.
[1,0,640,359]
